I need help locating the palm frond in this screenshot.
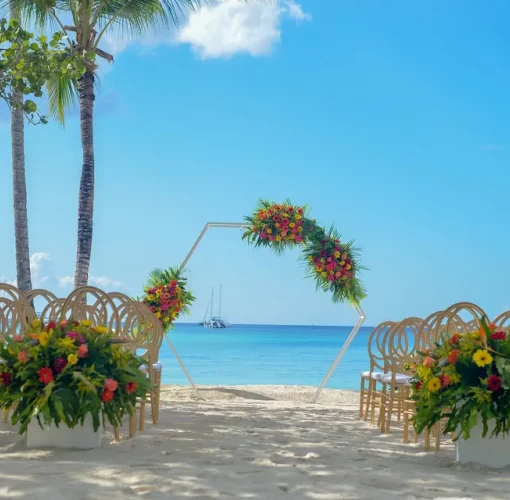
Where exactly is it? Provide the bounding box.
[46,72,78,124]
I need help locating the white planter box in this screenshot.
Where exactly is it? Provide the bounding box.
[26,414,102,449]
[456,422,510,468]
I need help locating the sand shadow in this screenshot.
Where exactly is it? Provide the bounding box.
[198,387,274,401]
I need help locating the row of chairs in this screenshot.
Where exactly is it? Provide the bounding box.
[359,302,510,449]
[0,284,164,439]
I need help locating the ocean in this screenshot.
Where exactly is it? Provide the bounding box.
[159,324,371,389]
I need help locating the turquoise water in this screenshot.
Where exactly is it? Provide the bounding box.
[160,324,371,389]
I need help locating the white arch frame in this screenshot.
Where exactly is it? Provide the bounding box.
[180,222,366,403]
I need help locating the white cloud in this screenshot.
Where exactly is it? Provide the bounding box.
[90,276,124,289]
[3,253,125,293]
[58,276,74,287]
[285,0,311,22]
[176,0,310,59]
[99,1,310,60]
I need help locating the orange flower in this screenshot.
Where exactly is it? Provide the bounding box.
[423,356,435,368]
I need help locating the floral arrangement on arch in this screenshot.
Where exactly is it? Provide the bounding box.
[243,199,366,304]
[0,319,151,434]
[141,266,195,331]
[412,319,510,439]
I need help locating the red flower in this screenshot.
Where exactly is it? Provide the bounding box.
[54,357,67,373]
[38,367,54,384]
[77,344,88,358]
[327,275,335,282]
[488,375,502,392]
[101,389,114,403]
[0,372,12,386]
[491,331,506,341]
[47,321,57,330]
[449,334,460,345]
[447,349,461,364]
[104,378,118,392]
[440,374,450,387]
[415,381,422,390]
[126,382,138,394]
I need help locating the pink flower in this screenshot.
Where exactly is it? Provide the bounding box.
[160,303,170,311]
[423,357,435,368]
[104,378,118,392]
[77,344,88,358]
[328,275,335,281]
[295,234,303,243]
[148,287,157,294]
[13,335,24,342]
[66,331,79,340]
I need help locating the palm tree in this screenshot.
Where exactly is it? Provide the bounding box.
[8,0,205,289]
[10,3,32,293]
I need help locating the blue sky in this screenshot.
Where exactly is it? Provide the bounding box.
[0,0,509,326]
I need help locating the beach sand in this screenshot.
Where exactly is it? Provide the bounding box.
[0,385,508,499]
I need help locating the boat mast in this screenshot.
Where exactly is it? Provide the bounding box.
[211,287,214,320]
[219,284,222,318]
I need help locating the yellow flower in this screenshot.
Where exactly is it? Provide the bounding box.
[473,350,493,367]
[340,261,345,267]
[289,234,296,240]
[80,320,93,327]
[156,289,162,296]
[427,377,441,392]
[295,214,302,220]
[298,226,303,232]
[275,223,280,228]
[320,258,325,264]
[449,373,460,384]
[67,353,78,365]
[329,270,334,275]
[94,326,109,335]
[267,228,272,234]
[7,346,15,356]
[147,294,155,301]
[39,332,49,347]
[276,235,282,241]
[156,312,161,319]
[164,317,169,323]
[289,222,295,228]
[321,272,328,278]
[317,267,323,272]
[31,319,40,329]
[334,251,340,258]
[346,264,352,270]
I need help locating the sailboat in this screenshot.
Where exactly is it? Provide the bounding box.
[202,285,230,328]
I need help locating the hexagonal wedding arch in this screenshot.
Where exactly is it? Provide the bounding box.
[179,201,367,403]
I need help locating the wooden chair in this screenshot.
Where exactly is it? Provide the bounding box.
[359,321,394,421]
[378,317,422,434]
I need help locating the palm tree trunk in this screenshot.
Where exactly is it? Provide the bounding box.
[10,4,32,294]
[11,91,32,293]
[74,69,95,289]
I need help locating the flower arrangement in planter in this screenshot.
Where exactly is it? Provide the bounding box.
[412,319,510,440]
[243,199,366,304]
[0,319,151,436]
[141,266,195,331]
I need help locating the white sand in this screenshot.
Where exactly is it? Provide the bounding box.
[0,385,508,499]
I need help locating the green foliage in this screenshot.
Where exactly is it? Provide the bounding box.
[0,18,85,124]
[0,319,151,435]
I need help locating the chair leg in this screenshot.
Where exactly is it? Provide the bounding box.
[364,379,373,421]
[114,426,120,443]
[3,408,9,424]
[359,377,365,419]
[384,385,395,434]
[403,411,409,443]
[139,401,146,432]
[129,415,136,438]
